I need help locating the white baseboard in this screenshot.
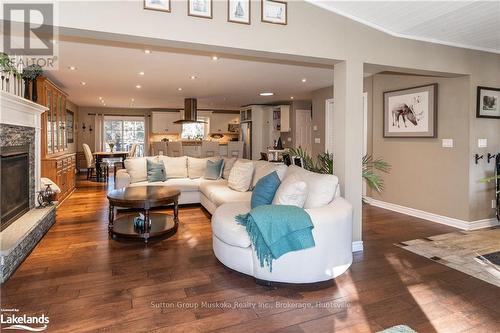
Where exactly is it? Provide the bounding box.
[364,197,499,231]
[352,241,364,252]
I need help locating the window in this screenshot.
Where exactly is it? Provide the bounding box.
[181,117,209,140]
[104,116,145,156]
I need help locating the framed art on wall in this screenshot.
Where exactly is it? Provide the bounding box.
[477,86,500,119]
[188,0,213,19]
[228,0,251,24]
[144,0,171,12]
[383,84,438,138]
[261,0,287,25]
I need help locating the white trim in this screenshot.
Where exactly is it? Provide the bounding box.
[364,197,500,230]
[307,1,500,55]
[324,98,334,153]
[352,241,364,252]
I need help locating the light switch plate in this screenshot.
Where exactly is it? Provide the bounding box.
[315,138,321,144]
[442,139,453,148]
[313,125,318,131]
[478,139,488,148]
[287,137,292,142]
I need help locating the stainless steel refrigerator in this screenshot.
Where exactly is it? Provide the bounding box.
[239,121,252,159]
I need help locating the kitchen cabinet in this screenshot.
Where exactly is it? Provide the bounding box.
[41,153,76,203]
[209,113,239,134]
[151,111,182,134]
[272,105,290,132]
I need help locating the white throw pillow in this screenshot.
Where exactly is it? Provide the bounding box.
[157,156,188,179]
[222,157,237,179]
[187,157,208,179]
[124,157,148,183]
[272,174,307,208]
[284,165,339,209]
[251,161,288,188]
[227,160,255,192]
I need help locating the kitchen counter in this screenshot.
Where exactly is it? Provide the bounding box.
[178,140,231,146]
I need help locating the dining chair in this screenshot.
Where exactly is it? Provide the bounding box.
[82,143,95,180]
[152,142,168,156]
[227,141,244,158]
[201,141,220,158]
[167,141,183,157]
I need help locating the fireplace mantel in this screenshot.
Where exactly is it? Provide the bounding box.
[1,91,48,196]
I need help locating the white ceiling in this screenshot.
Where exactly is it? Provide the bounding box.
[308,1,500,54]
[46,40,335,109]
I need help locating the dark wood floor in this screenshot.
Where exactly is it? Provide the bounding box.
[2,176,499,333]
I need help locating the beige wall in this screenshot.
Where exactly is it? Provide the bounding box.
[66,100,79,154]
[311,86,332,157]
[369,74,471,221]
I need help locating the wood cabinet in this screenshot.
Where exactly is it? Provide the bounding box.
[37,77,75,203]
[41,153,76,203]
[151,111,182,134]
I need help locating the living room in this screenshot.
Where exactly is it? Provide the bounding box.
[1,1,499,332]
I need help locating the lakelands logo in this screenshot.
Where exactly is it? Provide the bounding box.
[0,309,49,332]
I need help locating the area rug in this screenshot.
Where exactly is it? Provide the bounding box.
[377,324,418,333]
[396,227,500,288]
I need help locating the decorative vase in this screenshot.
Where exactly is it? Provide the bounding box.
[276,137,284,150]
[31,78,38,102]
[23,78,30,99]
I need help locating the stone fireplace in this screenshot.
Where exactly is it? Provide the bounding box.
[0,91,54,282]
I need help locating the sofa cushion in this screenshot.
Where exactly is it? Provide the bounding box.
[212,201,251,248]
[158,156,188,179]
[222,157,237,179]
[147,159,167,182]
[272,173,308,208]
[251,161,288,188]
[129,177,203,192]
[251,171,281,209]
[124,157,148,183]
[284,165,339,209]
[200,179,252,206]
[187,157,207,179]
[228,160,255,192]
[205,159,225,180]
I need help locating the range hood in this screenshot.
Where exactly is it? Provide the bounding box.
[174,98,207,124]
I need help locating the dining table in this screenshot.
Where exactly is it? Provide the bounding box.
[93,151,129,181]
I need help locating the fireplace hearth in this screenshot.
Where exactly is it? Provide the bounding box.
[1,144,30,231]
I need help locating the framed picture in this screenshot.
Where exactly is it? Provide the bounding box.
[477,86,500,119]
[228,0,251,24]
[188,0,213,19]
[261,0,287,25]
[66,110,74,144]
[143,0,171,12]
[383,84,438,138]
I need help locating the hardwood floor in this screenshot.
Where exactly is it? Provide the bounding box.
[2,176,499,332]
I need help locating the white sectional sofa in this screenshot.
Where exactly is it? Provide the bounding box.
[115,155,353,283]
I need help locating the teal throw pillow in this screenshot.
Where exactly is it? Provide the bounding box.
[147,159,166,182]
[205,159,225,180]
[251,171,281,209]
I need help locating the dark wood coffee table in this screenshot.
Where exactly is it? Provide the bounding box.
[107,186,180,244]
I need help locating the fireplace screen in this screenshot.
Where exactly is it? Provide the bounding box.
[1,145,30,231]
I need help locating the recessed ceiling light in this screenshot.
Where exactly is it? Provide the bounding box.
[136,85,142,89]
[290,96,294,100]
[178,87,183,91]
[98,96,102,100]
[131,98,135,102]
[190,75,197,80]
[80,81,86,86]
[138,71,145,76]
[103,103,106,106]
[144,49,152,54]
[301,78,307,83]
[68,66,77,70]
[259,92,274,96]
[211,56,219,61]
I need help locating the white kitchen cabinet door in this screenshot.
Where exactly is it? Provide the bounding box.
[152,112,182,134]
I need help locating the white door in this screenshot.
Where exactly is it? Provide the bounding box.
[295,109,312,153]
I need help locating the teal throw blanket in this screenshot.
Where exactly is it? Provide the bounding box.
[236,205,315,271]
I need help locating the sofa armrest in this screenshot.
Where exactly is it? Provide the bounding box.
[115,169,131,190]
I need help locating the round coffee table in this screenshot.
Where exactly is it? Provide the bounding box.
[107,186,180,243]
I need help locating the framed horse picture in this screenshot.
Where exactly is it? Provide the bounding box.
[383,83,438,138]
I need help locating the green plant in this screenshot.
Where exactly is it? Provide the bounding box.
[22,64,43,81]
[0,53,19,76]
[287,147,391,193]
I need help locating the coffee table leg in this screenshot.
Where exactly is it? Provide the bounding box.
[108,204,114,238]
[173,199,179,223]
[144,209,150,244]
